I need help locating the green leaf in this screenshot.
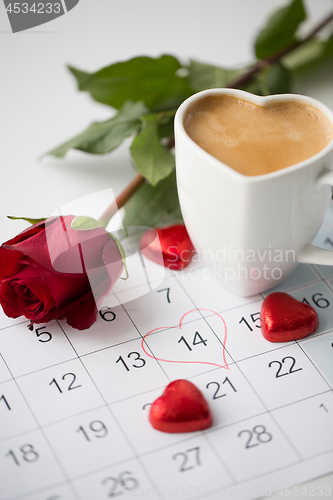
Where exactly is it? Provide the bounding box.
[258,62,292,95]
[283,32,333,74]
[188,60,244,91]
[46,101,148,158]
[255,0,306,60]
[241,78,263,96]
[122,171,182,229]
[282,37,325,71]
[70,216,103,230]
[130,114,175,186]
[68,55,194,111]
[7,216,47,225]
[322,32,333,59]
[158,114,175,140]
[156,109,176,140]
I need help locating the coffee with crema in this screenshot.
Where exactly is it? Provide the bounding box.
[184,95,333,176]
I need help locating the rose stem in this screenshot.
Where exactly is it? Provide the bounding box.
[99,172,145,227]
[101,8,333,224]
[231,9,333,89]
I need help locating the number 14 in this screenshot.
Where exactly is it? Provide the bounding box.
[178,331,207,351]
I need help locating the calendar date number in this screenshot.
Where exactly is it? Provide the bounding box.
[102,471,139,497]
[302,293,330,309]
[178,331,207,351]
[77,420,108,441]
[173,446,201,472]
[0,394,11,410]
[238,425,273,449]
[49,373,82,393]
[239,313,261,331]
[268,356,302,378]
[99,308,116,322]
[206,377,237,399]
[6,444,39,465]
[35,326,52,343]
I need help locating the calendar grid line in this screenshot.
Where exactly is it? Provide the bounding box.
[137,248,154,294]
[0,353,81,500]
[2,221,333,498]
[200,389,333,437]
[202,433,237,484]
[310,263,328,280]
[8,401,332,500]
[2,376,331,451]
[114,291,172,383]
[192,451,332,500]
[216,353,304,461]
[271,276,324,295]
[176,291,264,317]
[0,355,79,381]
[57,322,166,500]
[174,274,237,366]
[78,334,143,357]
[298,327,333,342]
[322,277,333,294]
[47,454,161,493]
[0,402,108,443]
[295,341,333,390]
[112,275,164,296]
[170,276,306,469]
[0,320,28,332]
[4,479,72,500]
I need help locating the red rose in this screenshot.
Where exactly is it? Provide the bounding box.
[0,216,123,330]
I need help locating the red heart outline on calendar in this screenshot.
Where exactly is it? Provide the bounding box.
[141,308,229,370]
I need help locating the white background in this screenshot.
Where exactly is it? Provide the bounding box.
[1,0,333,496]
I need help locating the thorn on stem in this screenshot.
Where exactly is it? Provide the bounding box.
[27,320,34,331]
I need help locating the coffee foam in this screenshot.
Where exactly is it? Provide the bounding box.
[184,95,333,176]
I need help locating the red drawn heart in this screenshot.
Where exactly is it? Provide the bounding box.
[260,292,319,342]
[140,224,195,270]
[141,308,228,369]
[149,379,212,433]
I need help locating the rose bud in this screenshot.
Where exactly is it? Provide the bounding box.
[140,224,195,270]
[0,216,124,330]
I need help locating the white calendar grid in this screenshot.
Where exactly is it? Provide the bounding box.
[1,208,333,500]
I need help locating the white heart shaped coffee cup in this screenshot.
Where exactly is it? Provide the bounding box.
[174,88,333,297]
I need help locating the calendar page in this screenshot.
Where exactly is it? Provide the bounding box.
[1,203,333,500]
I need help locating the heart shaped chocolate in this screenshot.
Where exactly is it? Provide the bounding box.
[140,224,195,270]
[260,292,319,343]
[149,379,212,433]
[185,94,333,176]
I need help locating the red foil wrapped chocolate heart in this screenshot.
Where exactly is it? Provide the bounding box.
[140,224,195,270]
[149,379,212,433]
[260,292,319,342]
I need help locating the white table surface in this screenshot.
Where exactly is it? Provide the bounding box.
[1,1,333,497]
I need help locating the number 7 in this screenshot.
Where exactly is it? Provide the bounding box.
[158,288,171,303]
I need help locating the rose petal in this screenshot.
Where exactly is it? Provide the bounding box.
[3,216,111,276]
[0,247,24,280]
[3,219,50,246]
[62,292,98,330]
[0,217,124,330]
[0,281,23,318]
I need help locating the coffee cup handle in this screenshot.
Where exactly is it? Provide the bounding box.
[297,169,333,265]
